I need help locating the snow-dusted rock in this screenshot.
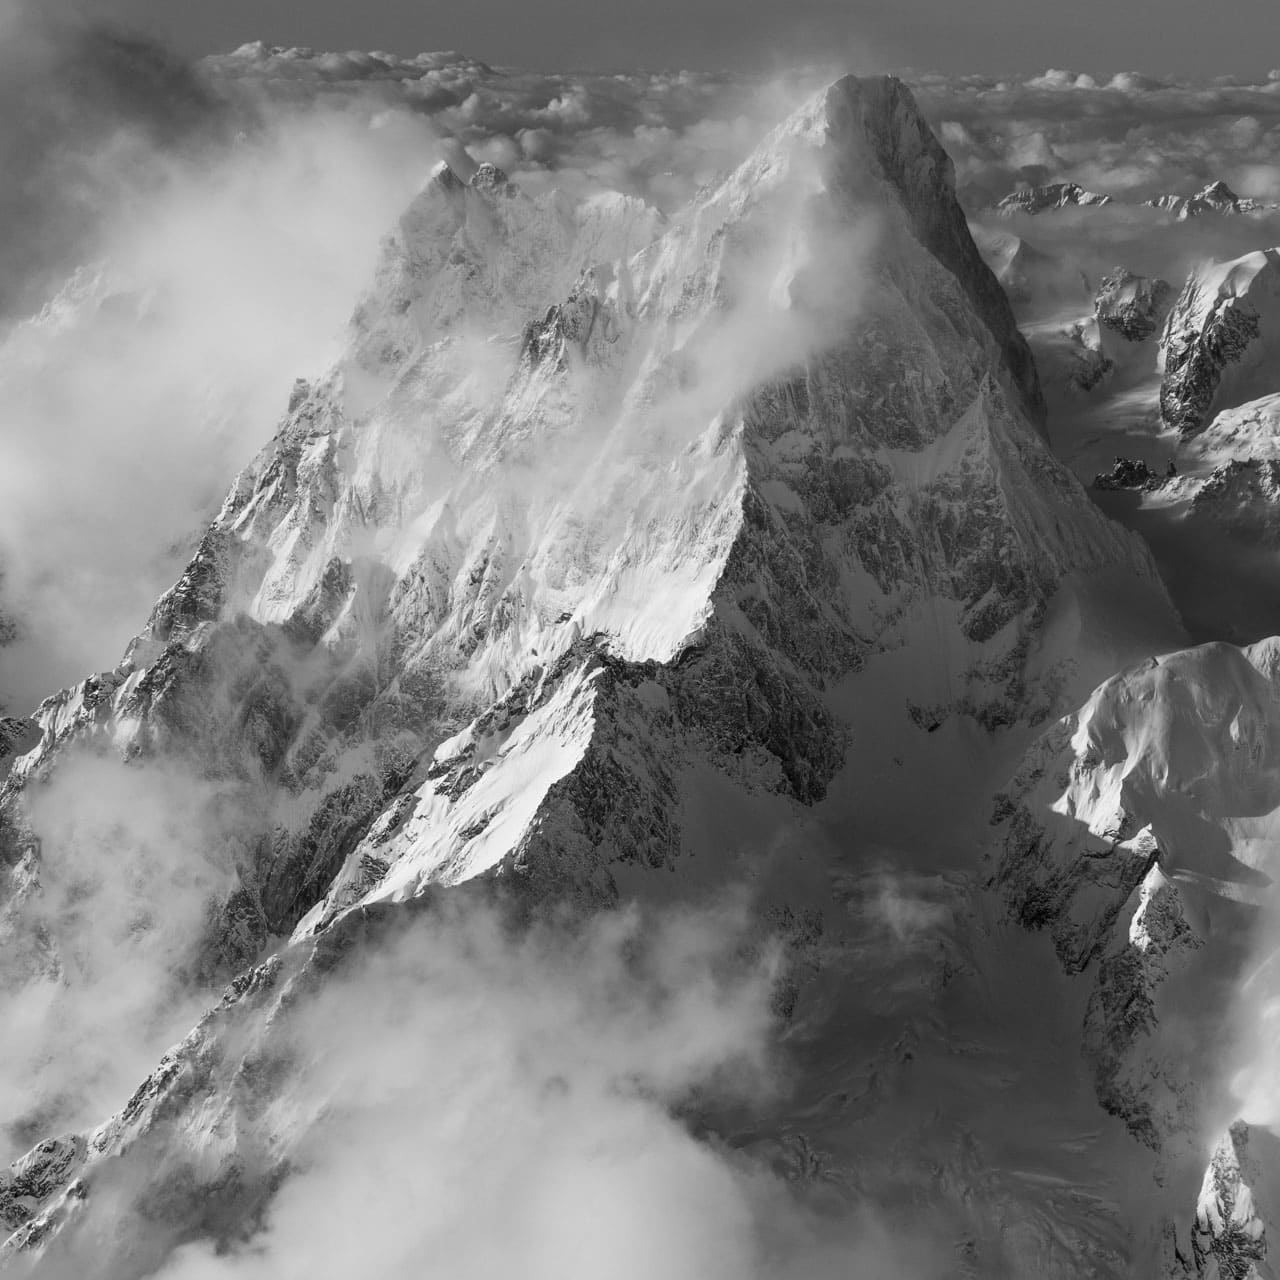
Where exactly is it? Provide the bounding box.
[1190,458,1280,545]
[1095,268,1173,343]
[1083,859,1203,1147]
[1159,249,1280,436]
[1093,456,1169,491]
[1190,1122,1274,1277]
[1158,395,1280,544]
[0,719,37,782]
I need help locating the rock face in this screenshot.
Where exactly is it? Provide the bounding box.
[1095,268,1172,343]
[1159,249,1280,436]
[1093,456,1168,491]
[996,181,1112,216]
[0,719,37,783]
[0,75,1168,1268]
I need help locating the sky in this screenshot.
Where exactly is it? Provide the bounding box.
[74,0,1280,77]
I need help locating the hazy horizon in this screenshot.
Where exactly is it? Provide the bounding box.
[79,0,1280,78]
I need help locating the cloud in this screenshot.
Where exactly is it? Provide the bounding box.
[0,40,444,711]
[0,893,944,1280]
[203,45,820,212]
[0,752,251,1156]
[905,69,1280,208]
[0,0,226,322]
[155,900,774,1280]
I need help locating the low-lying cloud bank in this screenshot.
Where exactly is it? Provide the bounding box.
[204,45,1280,214]
[911,68,1280,209]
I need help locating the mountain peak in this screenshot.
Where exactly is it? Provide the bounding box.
[0,69,1173,1270]
[821,76,1045,424]
[429,159,466,194]
[1199,179,1239,202]
[995,180,1112,216]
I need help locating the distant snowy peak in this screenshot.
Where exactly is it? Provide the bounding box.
[1191,391,1280,459]
[994,179,1276,224]
[212,41,497,78]
[995,181,1112,216]
[1159,247,1280,435]
[1145,180,1274,221]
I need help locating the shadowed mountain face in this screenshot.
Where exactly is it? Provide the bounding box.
[0,71,1252,1279]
